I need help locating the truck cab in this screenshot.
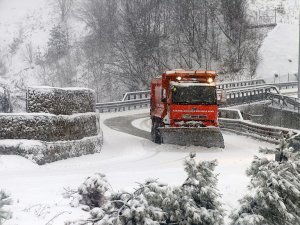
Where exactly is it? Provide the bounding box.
[150,70,224,148]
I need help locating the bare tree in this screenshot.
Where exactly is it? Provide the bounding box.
[110,0,171,90]
[22,42,34,65]
[0,56,7,77]
[73,0,261,97]
[55,0,74,22]
[77,0,118,100]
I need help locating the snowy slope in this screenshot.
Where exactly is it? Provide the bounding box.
[0,109,273,224]
[0,0,53,70]
[0,0,56,110]
[248,0,300,82]
[256,23,299,82]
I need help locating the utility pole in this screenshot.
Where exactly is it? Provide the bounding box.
[298,9,300,98]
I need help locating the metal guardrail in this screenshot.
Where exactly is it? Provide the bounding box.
[97,78,299,113]
[270,81,299,90]
[219,118,300,144]
[217,79,265,90]
[96,98,150,113]
[268,93,300,112]
[218,108,300,144]
[96,85,280,113]
[121,79,267,101]
[223,85,279,106]
[122,91,150,102]
[120,80,298,102]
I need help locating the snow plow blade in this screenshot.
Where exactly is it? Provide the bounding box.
[159,127,225,148]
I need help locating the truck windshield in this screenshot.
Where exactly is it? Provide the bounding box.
[172,85,217,105]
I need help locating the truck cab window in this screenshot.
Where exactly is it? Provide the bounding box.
[172,85,217,105]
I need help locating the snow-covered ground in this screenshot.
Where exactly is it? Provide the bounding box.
[0,109,273,224]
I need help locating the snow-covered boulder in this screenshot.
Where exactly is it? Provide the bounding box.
[27,86,96,115]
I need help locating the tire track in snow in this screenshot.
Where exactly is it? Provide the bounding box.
[104,113,150,140]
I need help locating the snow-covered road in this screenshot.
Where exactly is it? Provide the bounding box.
[0,109,273,224]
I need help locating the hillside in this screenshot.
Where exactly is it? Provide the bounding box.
[0,0,55,110]
[256,23,299,82]
[0,0,53,77]
[0,0,299,110]
[247,0,300,82]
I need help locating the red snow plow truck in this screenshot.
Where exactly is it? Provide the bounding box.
[150,70,224,148]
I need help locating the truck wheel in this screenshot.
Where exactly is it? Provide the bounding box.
[151,121,162,144]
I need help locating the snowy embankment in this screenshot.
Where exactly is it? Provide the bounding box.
[0,109,273,224]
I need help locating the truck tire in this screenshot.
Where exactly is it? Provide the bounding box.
[151,120,162,144]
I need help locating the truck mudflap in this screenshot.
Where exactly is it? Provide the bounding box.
[159,127,225,148]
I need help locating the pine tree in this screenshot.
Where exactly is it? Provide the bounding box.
[230,132,300,225]
[166,154,224,225]
[67,154,224,225]
[47,24,70,63]
[78,173,112,208]
[0,190,12,225]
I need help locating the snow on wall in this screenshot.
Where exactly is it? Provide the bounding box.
[0,113,99,142]
[27,86,96,115]
[0,133,103,165]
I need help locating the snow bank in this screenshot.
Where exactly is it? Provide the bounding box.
[27,86,96,115]
[0,113,100,141]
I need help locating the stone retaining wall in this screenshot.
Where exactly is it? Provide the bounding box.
[27,87,96,115]
[0,86,102,165]
[0,133,103,165]
[0,113,99,141]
